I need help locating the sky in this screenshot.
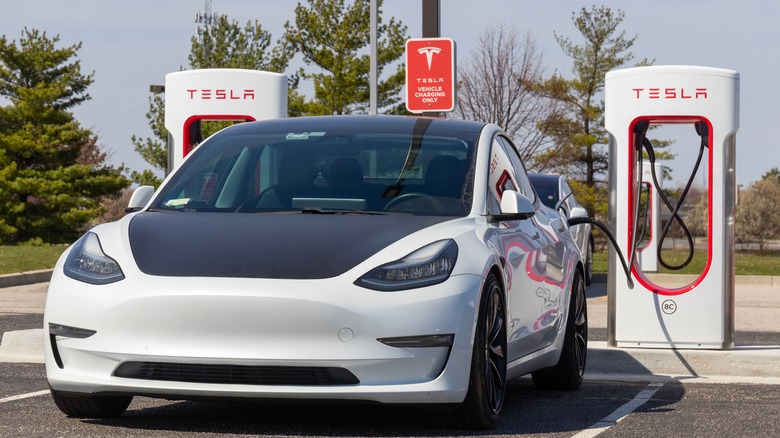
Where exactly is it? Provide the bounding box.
[1,0,778,187]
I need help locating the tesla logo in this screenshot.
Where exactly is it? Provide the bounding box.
[186,89,256,100]
[632,87,708,99]
[417,46,442,70]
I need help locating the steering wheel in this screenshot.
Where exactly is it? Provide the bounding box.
[383,192,445,213]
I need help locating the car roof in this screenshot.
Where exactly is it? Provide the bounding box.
[220,115,488,139]
[528,173,563,187]
[528,173,561,181]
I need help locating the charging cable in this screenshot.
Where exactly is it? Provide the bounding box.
[638,122,707,270]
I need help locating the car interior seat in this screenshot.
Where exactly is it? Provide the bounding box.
[256,147,317,208]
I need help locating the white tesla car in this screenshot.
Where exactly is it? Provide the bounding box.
[528,173,595,285]
[44,115,587,429]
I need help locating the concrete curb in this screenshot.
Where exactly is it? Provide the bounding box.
[0,329,44,363]
[587,341,780,380]
[0,269,53,288]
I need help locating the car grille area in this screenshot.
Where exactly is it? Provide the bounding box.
[113,362,360,386]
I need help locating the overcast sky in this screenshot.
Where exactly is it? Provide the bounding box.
[1,0,777,187]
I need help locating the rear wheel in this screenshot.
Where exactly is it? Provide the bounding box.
[532,269,587,389]
[50,388,132,418]
[452,273,507,429]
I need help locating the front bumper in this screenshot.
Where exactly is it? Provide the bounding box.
[44,270,483,404]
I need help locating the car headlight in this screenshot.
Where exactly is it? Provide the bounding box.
[355,239,458,291]
[63,232,125,285]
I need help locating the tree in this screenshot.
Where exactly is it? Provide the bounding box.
[535,6,651,216]
[129,93,167,186]
[680,185,709,239]
[284,0,408,115]
[736,176,780,253]
[131,14,295,185]
[0,29,129,244]
[762,167,780,185]
[456,26,561,164]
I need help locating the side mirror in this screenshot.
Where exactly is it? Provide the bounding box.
[497,190,535,220]
[126,185,155,212]
[569,206,588,219]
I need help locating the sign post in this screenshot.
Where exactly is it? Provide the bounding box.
[405,38,456,114]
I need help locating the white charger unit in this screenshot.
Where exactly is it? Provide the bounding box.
[605,66,739,349]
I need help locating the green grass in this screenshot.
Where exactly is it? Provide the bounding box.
[2,245,779,277]
[0,246,67,275]
[593,249,780,276]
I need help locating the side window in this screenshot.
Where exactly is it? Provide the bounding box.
[486,137,516,215]
[496,136,536,204]
[560,179,574,212]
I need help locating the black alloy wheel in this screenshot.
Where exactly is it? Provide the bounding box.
[453,273,507,429]
[532,269,587,389]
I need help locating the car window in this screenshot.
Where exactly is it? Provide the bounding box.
[558,179,573,214]
[496,136,536,203]
[529,174,557,209]
[152,122,477,216]
[486,135,536,214]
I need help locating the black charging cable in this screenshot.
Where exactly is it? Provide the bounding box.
[642,123,707,270]
[567,216,634,288]
[566,121,707,290]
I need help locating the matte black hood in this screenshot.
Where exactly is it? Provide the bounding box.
[128,211,448,279]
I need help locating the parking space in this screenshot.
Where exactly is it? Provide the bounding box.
[2,280,779,436]
[2,362,779,437]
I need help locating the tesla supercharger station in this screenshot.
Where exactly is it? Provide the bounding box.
[605,65,739,349]
[637,161,663,273]
[165,69,287,171]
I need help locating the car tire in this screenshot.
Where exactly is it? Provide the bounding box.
[50,388,132,418]
[452,273,507,429]
[585,236,594,286]
[531,269,587,389]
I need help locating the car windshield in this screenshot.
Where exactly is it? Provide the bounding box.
[528,174,559,209]
[152,117,479,216]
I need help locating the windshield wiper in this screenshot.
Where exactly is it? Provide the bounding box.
[300,207,384,215]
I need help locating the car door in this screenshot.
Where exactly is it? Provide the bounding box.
[486,136,568,360]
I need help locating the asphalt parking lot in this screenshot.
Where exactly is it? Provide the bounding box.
[1,272,779,436]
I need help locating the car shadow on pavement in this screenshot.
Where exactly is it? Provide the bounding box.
[77,378,685,436]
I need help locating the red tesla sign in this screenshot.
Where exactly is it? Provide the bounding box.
[405,38,456,113]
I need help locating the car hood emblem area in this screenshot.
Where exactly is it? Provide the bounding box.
[128,211,447,279]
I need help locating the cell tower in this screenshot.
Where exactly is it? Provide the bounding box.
[194,0,217,62]
[195,0,215,30]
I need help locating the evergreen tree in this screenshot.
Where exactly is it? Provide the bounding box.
[131,14,295,185]
[284,0,408,115]
[534,6,652,217]
[0,29,128,244]
[762,167,780,185]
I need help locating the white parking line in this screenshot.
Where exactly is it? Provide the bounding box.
[0,389,49,404]
[572,382,664,438]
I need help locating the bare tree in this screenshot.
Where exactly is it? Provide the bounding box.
[736,177,780,252]
[455,25,560,164]
[678,185,708,239]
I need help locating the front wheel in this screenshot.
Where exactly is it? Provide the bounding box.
[532,269,587,389]
[50,388,132,418]
[452,273,507,429]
